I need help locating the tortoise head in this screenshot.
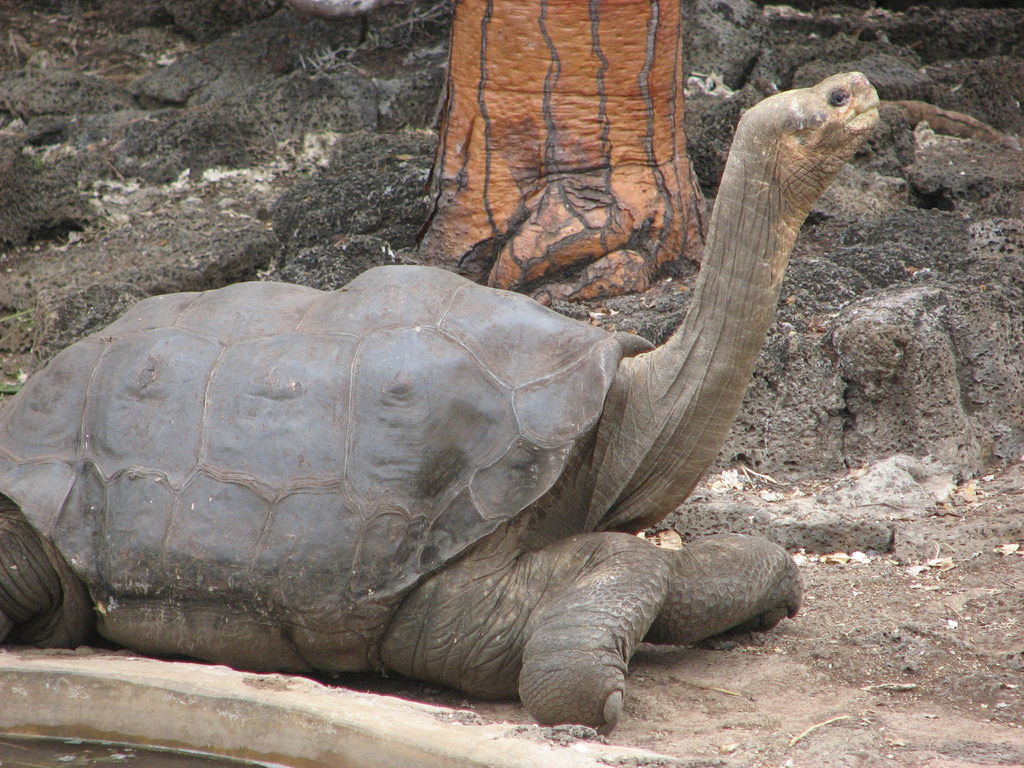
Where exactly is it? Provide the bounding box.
[734,72,880,227]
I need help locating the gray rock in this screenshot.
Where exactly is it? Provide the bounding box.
[0,137,91,248]
[128,0,285,42]
[828,227,1024,475]
[860,6,1024,66]
[690,0,767,91]
[117,71,382,183]
[222,69,381,139]
[270,129,434,265]
[374,62,446,130]
[131,10,363,107]
[769,516,895,555]
[667,453,957,554]
[0,69,136,119]
[275,237,404,291]
[12,216,279,361]
[922,56,1024,134]
[791,53,931,102]
[907,138,1024,216]
[114,107,259,184]
[717,205,1024,483]
[720,328,847,479]
[812,165,909,224]
[816,455,953,517]
[667,483,896,556]
[831,285,981,474]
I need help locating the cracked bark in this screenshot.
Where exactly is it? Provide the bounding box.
[417,0,707,302]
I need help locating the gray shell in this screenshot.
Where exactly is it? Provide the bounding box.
[0,266,623,640]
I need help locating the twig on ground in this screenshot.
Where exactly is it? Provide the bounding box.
[789,715,851,747]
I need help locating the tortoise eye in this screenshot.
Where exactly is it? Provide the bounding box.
[828,89,850,108]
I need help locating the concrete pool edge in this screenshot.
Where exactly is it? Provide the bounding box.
[0,649,673,767]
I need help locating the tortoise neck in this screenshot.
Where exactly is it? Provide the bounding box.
[680,141,802,350]
[587,137,810,532]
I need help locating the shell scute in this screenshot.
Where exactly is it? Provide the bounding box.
[82,327,222,487]
[159,471,272,599]
[0,336,107,461]
[419,487,487,574]
[174,281,318,344]
[346,325,514,503]
[51,460,106,588]
[102,292,200,337]
[0,460,76,535]
[203,331,358,490]
[299,265,463,335]
[469,438,573,521]
[512,338,622,448]
[252,489,364,614]
[100,470,177,598]
[350,507,430,597]
[439,280,610,388]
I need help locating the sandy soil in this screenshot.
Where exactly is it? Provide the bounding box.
[0,1,1022,766]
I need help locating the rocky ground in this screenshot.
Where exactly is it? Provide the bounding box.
[0,1,1022,766]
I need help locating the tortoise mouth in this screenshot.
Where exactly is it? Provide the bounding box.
[847,103,879,135]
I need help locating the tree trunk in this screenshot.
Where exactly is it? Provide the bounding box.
[418,0,707,302]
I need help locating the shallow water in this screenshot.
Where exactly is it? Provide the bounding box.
[0,736,276,768]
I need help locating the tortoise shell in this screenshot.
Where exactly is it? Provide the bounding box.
[0,266,624,654]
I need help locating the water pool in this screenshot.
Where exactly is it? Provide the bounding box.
[0,736,278,768]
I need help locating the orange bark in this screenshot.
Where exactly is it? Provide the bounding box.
[418,0,707,301]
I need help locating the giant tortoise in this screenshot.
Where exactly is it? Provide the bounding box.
[0,73,878,731]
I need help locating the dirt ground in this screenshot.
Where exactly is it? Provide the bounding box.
[0,1,1022,766]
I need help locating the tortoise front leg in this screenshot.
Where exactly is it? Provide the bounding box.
[644,533,803,646]
[516,533,669,731]
[380,530,670,733]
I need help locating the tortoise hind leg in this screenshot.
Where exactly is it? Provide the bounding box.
[644,533,802,646]
[0,497,93,647]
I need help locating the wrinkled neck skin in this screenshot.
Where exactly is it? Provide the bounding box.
[530,124,813,541]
